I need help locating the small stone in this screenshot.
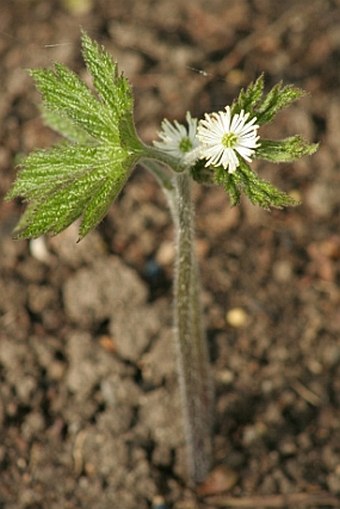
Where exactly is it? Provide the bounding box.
[156,240,174,266]
[215,369,234,385]
[272,260,292,282]
[197,465,239,496]
[226,307,248,328]
[152,495,167,509]
[29,237,51,264]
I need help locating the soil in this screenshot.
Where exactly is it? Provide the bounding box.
[0,1,340,508]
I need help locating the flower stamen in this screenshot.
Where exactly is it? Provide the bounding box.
[222,132,238,148]
[179,137,193,153]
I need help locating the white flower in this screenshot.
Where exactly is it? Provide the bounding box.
[197,106,260,173]
[153,111,200,165]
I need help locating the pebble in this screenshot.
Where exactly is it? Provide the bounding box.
[225,307,248,327]
[197,465,239,495]
[152,496,167,509]
[156,240,174,266]
[215,369,234,385]
[272,259,292,282]
[29,237,51,264]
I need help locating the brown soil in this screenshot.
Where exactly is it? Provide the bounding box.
[0,1,339,508]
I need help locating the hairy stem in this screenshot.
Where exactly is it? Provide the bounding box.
[140,158,174,191]
[171,171,213,483]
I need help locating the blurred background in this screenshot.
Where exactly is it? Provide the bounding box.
[0,1,339,508]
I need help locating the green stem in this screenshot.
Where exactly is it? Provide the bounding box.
[142,159,213,482]
[140,159,174,191]
[141,145,186,173]
[171,171,213,483]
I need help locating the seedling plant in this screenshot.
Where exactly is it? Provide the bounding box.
[6,32,318,483]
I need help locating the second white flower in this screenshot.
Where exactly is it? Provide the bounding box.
[197,106,260,173]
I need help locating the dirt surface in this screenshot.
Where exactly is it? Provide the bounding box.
[0,1,340,508]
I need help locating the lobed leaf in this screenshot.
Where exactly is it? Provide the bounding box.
[42,108,94,144]
[30,65,117,142]
[232,160,300,208]
[12,150,134,239]
[256,137,319,163]
[81,30,132,117]
[231,74,264,115]
[7,145,101,199]
[7,32,143,239]
[214,167,240,206]
[255,82,305,125]
[211,161,300,209]
[231,75,306,127]
[79,166,132,238]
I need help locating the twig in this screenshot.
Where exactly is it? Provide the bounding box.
[204,491,340,508]
[292,380,321,406]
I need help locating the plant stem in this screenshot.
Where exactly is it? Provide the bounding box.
[142,160,214,482]
[140,159,174,191]
[171,171,213,483]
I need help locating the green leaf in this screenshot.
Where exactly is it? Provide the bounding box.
[7,32,144,239]
[255,82,305,125]
[256,137,319,163]
[214,167,240,206]
[81,30,132,117]
[231,75,305,126]
[232,160,300,208]
[41,108,94,144]
[231,74,264,115]
[212,161,299,209]
[30,64,118,143]
[7,145,104,200]
[79,163,132,238]
[9,143,134,239]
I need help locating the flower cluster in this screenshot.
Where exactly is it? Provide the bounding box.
[153,76,318,209]
[154,106,260,174]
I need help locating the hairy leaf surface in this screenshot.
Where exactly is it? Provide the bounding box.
[7,32,142,239]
